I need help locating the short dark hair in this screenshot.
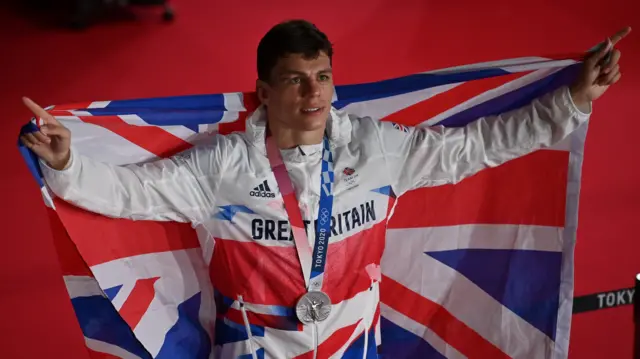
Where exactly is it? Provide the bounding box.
[257,20,333,82]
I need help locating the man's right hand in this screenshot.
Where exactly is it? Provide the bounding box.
[20,97,71,170]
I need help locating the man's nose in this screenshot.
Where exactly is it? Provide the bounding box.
[303,79,322,97]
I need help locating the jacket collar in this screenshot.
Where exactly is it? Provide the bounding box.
[244,105,352,162]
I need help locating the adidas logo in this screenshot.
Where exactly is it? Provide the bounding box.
[250,180,275,198]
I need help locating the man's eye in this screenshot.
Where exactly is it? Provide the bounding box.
[319,74,331,81]
[289,77,301,84]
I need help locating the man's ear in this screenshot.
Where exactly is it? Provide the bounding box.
[256,79,270,106]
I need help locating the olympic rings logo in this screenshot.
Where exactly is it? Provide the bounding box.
[319,208,330,225]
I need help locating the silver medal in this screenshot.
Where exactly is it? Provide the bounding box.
[295,291,332,324]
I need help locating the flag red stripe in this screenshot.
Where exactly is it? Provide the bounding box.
[210,221,387,307]
[49,110,75,116]
[381,275,510,359]
[388,149,569,228]
[79,115,192,158]
[118,277,160,330]
[217,114,246,134]
[54,199,200,266]
[86,349,123,359]
[51,102,95,111]
[47,207,93,277]
[225,308,302,332]
[218,92,259,135]
[382,72,530,127]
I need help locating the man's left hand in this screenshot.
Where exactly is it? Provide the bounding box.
[570,26,631,110]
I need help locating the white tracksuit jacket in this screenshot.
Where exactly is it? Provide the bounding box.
[41,85,590,358]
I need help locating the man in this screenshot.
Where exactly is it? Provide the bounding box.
[20,20,630,358]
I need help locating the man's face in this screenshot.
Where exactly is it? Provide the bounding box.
[257,51,334,132]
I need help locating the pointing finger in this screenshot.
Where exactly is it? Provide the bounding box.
[23,97,49,119]
[610,26,632,46]
[22,97,60,126]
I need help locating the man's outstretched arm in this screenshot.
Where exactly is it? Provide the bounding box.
[377,27,630,195]
[20,98,227,223]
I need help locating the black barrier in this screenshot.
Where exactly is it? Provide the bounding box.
[572,276,639,358]
[634,274,639,359]
[573,286,635,313]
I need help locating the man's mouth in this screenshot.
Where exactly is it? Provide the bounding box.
[301,107,323,114]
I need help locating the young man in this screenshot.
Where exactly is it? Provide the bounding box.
[21,20,629,358]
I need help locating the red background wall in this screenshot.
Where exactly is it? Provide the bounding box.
[0,0,638,358]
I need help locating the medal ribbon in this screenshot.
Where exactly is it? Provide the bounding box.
[265,134,335,292]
